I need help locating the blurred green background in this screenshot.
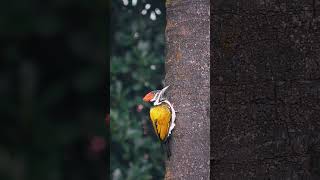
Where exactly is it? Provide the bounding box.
[0,0,165,179]
[0,0,108,180]
[110,0,166,179]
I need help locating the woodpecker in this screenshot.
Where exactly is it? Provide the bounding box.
[143,86,176,157]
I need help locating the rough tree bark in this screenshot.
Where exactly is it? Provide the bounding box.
[164,0,210,179]
[212,0,320,179]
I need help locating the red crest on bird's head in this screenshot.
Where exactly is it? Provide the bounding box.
[143,91,155,102]
[142,86,169,104]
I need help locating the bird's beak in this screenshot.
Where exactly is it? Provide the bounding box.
[158,85,169,98]
[161,86,169,93]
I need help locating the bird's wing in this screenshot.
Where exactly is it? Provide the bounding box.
[162,100,176,137]
[150,104,171,141]
[151,120,158,139]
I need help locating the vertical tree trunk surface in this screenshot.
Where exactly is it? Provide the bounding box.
[212,0,320,179]
[164,0,210,179]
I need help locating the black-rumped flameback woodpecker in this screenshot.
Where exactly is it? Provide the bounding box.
[143,86,176,158]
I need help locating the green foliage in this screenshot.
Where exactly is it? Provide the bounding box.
[110,0,166,179]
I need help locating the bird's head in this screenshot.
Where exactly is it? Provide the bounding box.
[143,86,169,105]
[143,90,160,102]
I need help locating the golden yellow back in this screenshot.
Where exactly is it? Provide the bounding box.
[149,103,171,141]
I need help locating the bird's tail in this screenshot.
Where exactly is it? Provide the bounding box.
[161,139,171,158]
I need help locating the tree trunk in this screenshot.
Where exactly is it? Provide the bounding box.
[212,0,320,179]
[164,0,210,179]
